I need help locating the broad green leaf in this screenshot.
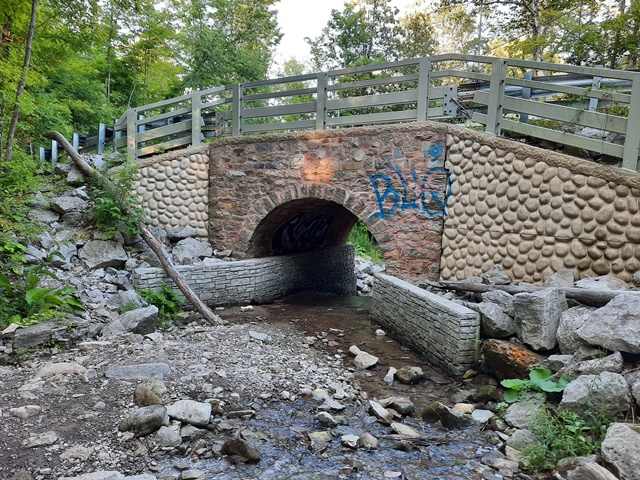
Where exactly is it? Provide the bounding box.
[529,367,553,381]
[503,389,520,403]
[25,287,56,305]
[501,379,526,390]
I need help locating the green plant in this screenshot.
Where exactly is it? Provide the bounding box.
[87,160,145,235]
[501,367,572,403]
[118,300,139,315]
[0,238,27,275]
[348,220,383,262]
[139,284,184,328]
[0,261,84,329]
[522,407,614,472]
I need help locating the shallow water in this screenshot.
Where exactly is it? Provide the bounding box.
[162,292,496,480]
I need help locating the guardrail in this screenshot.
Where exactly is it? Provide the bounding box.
[79,54,640,171]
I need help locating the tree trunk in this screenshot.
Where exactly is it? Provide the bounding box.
[421,280,639,307]
[4,0,38,163]
[43,130,224,326]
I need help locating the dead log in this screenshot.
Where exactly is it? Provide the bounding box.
[44,130,223,326]
[421,280,640,307]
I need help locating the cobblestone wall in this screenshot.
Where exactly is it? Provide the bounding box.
[371,273,480,376]
[132,245,356,305]
[442,129,640,283]
[131,146,210,240]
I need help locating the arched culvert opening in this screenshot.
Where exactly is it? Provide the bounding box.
[247,199,359,257]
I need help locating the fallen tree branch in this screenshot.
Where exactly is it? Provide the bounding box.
[420,279,639,307]
[44,130,223,326]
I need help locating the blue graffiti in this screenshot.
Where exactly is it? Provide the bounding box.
[369,141,451,221]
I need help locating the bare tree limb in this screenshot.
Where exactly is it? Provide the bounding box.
[44,130,223,326]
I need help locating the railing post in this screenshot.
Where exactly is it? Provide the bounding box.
[72,132,80,151]
[485,58,507,135]
[39,147,46,162]
[622,76,640,171]
[589,65,603,113]
[126,109,137,160]
[416,57,431,121]
[316,72,328,130]
[97,123,106,154]
[191,92,202,146]
[51,140,58,163]
[232,83,243,136]
[520,71,532,123]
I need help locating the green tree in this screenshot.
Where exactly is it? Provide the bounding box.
[177,0,282,89]
[306,0,401,70]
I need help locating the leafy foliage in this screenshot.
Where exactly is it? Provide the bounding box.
[522,406,614,472]
[139,284,184,328]
[501,367,573,403]
[87,160,145,235]
[348,220,382,262]
[306,0,401,70]
[0,260,84,330]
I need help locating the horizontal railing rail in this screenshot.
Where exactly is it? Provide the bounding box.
[54,54,640,171]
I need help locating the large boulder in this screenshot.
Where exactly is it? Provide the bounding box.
[50,196,88,214]
[79,240,128,270]
[481,290,515,317]
[576,294,640,354]
[575,275,629,291]
[504,392,546,430]
[560,372,632,416]
[166,400,212,426]
[119,306,158,335]
[556,306,596,354]
[513,288,567,350]
[171,238,212,265]
[476,302,516,338]
[482,339,543,381]
[601,422,640,480]
[118,405,169,436]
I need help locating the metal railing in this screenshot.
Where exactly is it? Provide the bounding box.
[82,54,639,170]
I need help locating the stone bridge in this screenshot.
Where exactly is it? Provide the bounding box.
[132,121,640,285]
[131,121,640,375]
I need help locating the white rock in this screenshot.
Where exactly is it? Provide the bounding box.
[10,405,41,419]
[384,367,397,384]
[166,400,212,426]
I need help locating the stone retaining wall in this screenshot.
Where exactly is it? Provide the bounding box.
[132,245,355,305]
[131,146,210,240]
[371,273,480,376]
[441,127,640,283]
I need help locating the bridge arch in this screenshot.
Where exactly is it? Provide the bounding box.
[247,198,358,257]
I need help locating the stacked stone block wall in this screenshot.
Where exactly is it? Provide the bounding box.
[371,273,480,376]
[132,245,356,305]
[131,145,210,240]
[442,128,640,283]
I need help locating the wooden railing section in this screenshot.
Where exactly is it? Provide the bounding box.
[77,54,640,171]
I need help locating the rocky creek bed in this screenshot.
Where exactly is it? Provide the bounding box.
[0,293,505,480]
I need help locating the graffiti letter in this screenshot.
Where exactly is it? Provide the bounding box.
[369,173,400,221]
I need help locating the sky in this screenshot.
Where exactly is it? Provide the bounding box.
[273,0,419,67]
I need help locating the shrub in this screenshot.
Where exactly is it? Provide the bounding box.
[87,159,145,235]
[0,260,84,330]
[523,406,613,472]
[348,220,382,262]
[138,284,184,328]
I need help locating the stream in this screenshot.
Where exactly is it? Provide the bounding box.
[189,291,498,480]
